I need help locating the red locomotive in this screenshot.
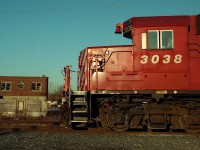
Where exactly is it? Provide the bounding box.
[63,14,200,132]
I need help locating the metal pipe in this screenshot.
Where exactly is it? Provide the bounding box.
[95,56,98,91]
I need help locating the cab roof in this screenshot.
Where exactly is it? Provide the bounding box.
[127,15,190,27]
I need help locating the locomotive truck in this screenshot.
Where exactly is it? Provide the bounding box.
[63,14,200,132]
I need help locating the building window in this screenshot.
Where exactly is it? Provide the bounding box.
[0,82,11,91]
[147,30,173,50]
[18,82,24,89]
[31,82,42,91]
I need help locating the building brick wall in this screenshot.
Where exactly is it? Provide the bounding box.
[0,76,48,97]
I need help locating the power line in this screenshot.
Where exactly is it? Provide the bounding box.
[0,0,179,14]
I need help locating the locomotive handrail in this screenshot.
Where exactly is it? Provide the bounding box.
[104,50,133,63]
[188,43,200,54]
[189,49,200,54]
[188,43,200,47]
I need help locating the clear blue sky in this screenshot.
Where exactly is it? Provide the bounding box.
[0,0,199,91]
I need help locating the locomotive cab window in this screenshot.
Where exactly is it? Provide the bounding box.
[143,30,174,50]
[161,30,173,49]
[148,31,159,49]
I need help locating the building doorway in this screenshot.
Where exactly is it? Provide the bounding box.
[16,100,25,116]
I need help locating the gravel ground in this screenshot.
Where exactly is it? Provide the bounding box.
[0,131,200,150]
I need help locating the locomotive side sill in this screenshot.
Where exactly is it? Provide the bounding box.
[91,90,200,95]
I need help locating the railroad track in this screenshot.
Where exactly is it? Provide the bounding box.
[0,119,200,137]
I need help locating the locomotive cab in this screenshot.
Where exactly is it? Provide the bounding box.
[116,15,200,92]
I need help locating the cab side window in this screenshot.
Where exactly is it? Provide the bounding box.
[142,30,174,50]
[161,30,173,49]
[148,31,159,49]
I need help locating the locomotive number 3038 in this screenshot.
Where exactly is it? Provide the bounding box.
[140,54,182,64]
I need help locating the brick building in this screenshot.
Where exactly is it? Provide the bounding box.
[0,76,48,118]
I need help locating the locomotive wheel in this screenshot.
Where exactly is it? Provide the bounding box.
[109,114,129,131]
[100,108,129,131]
[111,124,129,131]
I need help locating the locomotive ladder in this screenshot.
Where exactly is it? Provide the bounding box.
[70,91,89,124]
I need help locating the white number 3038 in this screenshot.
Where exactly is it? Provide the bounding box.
[140,54,182,64]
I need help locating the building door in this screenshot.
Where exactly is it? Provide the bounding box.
[18,101,24,111]
[16,101,25,117]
